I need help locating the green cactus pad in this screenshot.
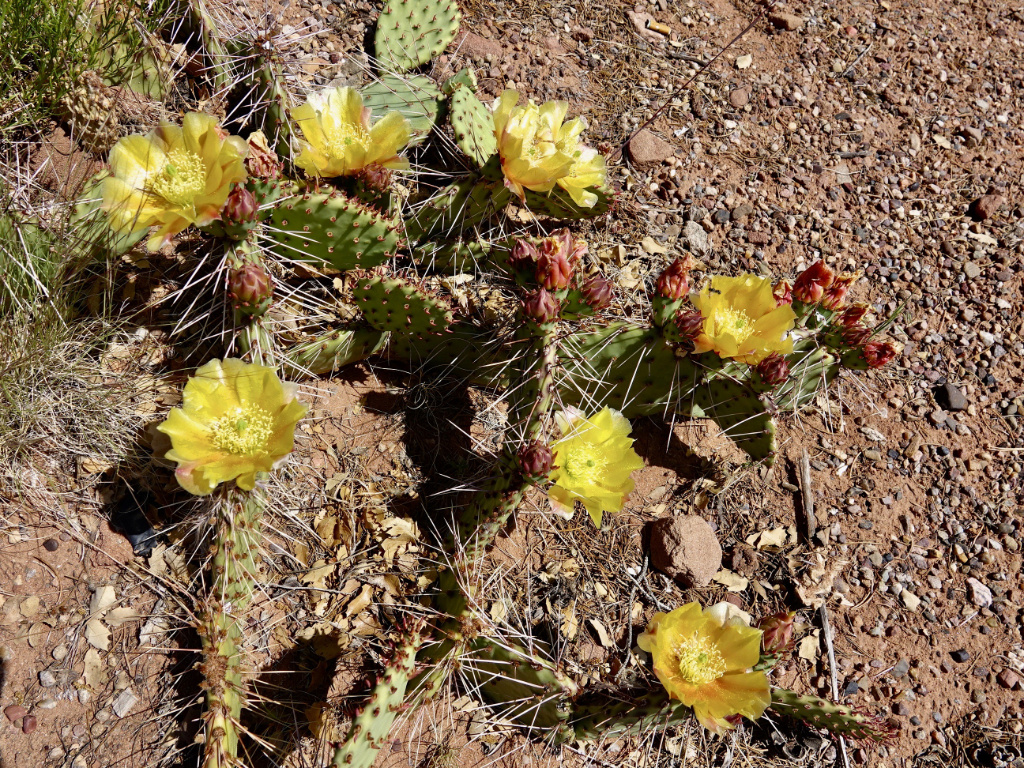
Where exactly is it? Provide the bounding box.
[559,689,687,743]
[449,86,497,166]
[442,67,478,95]
[354,273,455,335]
[522,182,614,220]
[284,328,388,375]
[362,74,442,146]
[374,0,462,74]
[268,191,400,271]
[771,688,897,743]
[404,171,512,242]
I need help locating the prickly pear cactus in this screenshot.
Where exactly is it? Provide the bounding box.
[449,86,497,166]
[374,0,462,73]
[361,74,443,146]
[353,272,455,334]
[771,688,897,743]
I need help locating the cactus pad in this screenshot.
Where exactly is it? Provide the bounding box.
[374,0,462,74]
[354,273,455,335]
[771,688,897,743]
[268,191,400,271]
[442,67,478,95]
[449,86,497,166]
[362,74,443,146]
[284,328,388,375]
[404,168,511,242]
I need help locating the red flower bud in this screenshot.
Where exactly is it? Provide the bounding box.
[223,186,258,225]
[792,260,834,303]
[246,132,282,179]
[656,257,693,300]
[580,275,614,310]
[863,340,898,369]
[536,244,573,290]
[674,308,705,340]
[841,324,871,347]
[839,303,870,327]
[509,238,541,271]
[754,353,790,387]
[773,279,793,307]
[228,261,274,316]
[758,611,797,655]
[820,273,857,311]
[522,288,560,323]
[518,441,554,479]
[356,162,392,191]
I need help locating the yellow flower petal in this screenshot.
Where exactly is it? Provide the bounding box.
[691,274,797,364]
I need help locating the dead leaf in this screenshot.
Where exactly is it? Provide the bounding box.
[82,648,108,691]
[714,570,749,592]
[300,559,336,589]
[90,585,117,616]
[746,527,789,550]
[589,618,614,648]
[345,584,374,617]
[85,618,111,651]
[104,607,141,628]
[798,630,820,661]
[561,606,579,640]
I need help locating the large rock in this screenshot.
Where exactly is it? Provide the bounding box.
[649,515,722,587]
[628,130,675,164]
[969,194,1004,221]
[769,12,804,31]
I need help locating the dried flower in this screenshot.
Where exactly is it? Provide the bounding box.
[293,86,410,178]
[841,324,871,347]
[245,130,281,179]
[102,113,248,251]
[536,241,574,290]
[548,407,644,527]
[156,359,307,495]
[862,340,898,368]
[792,261,834,304]
[773,279,793,307]
[638,602,771,733]
[821,272,858,311]
[839,304,870,327]
[690,275,796,364]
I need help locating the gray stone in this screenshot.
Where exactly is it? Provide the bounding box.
[966,577,992,608]
[939,382,968,411]
[963,262,982,279]
[112,688,139,719]
[683,221,711,258]
[648,515,722,587]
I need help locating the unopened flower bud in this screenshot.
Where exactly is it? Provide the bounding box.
[580,275,614,310]
[518,441,554,479]
[820,273,857,311]
[792,260,834,303]
[223,186,258,225]
[773,279,793,307]
[656,257,693,300]
[245,130,282,179]
[356,162,393,191]
[839,303,870,327]
[509,238,541,271]
[536,244,573,290]
[522,288,560,323]
[758,611,797,655]
[863,340,898,369]
[754,353,790,387]
[674,308,705,339]
[228,261,274,316]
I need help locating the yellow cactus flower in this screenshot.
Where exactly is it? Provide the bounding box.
[292,86,410,177]
[548,407,644,527]
[690,274,797,364]
[554,116,606,208]
[101,113,248,251]
[638,602,771,733]
[492,90,575,201]
[157,359,307,496]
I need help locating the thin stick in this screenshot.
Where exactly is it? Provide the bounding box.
[799,448,816,544]
[819,604,850,768]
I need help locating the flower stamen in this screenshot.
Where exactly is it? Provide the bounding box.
[674,634,728,685]
[209,405,274,455]
[151,149,206,206]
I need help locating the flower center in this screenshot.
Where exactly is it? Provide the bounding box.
[324,120,371,159]
[151,149,207,207]
[209,405,274,455]
[713,306,754,344]
[674,634,728,686]
[562,441,608,485]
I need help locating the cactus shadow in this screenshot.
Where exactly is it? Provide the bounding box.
[629,417,729,483]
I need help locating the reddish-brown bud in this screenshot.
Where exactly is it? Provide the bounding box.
[536,244,573,290]
[792,260,834,303]
[522,288,560,323]
[758,611,797,655]
[839,303,870,327]
[655,257,693,300]
[223,186,258,225]
[754,353,790,387]
[517,441,554,479]
[245,131,282,179]
[773,279,793,307]
[580,275,614,310]
[863,340,898,369]
[509,238,541,271]
[841,324,871,347]
[674,308,705,339]
[356,162,393,191]
[820,272,857,311]
[228,261,274,316]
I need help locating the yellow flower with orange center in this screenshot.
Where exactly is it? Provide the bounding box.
[157,359,307,495]
[691,275,797,364]
[548,407,644,527]
[292,86,410,177]
[638,602,771,732]
[101,113,248,251]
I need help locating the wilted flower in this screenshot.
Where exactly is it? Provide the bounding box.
[841,324,871,347]
[293,86,410,178]
[580,275,614,310]
[821,272,858,311]
[690,275,797,364]
[792,261,834,304]
[534,230,584,290]
[245,130,281,179]
[509,237,541,271]
[656,257,693,300]
[518,441,554,479]
[862,340,898,368]
[228,261,274,316]
[492,90,574,201]
[522,288,560,323]
[754,353,790,387]
[638,602,771,733]
[548,407,644,527]
[758,611,797,656]
[157,359,307,495]
[839,304,870,327]
[102,112,248,251]
[773,279,793,307]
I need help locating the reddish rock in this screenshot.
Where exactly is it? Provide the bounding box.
[969,194,1004,221]
[747,231,770,245]
[628,130,675,164]
[22,714,37,734]
[458,32,503,61]
[997,669,1020,690]
[729,86,751,108]
[4,704,27,724]
[649,515,722,587]
[769,12,805,31]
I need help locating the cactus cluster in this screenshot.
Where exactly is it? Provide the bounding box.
[77,0,905,765]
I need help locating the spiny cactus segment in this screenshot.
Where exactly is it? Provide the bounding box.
[449,86,497,167]
[374,0,462,74]
[353,272,455,335]
[361,74,443,146]
[771,688,899,743]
